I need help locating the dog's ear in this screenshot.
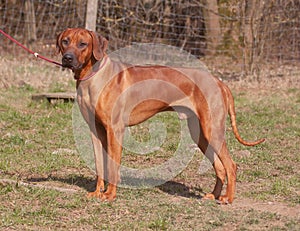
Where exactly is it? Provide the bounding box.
[56,31,64,55]
[89,31,108,61]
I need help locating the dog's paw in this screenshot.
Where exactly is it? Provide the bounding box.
[87,190,103,199]
[101,192,116,202]
[202,193,215,201]
[202,193,233,205]
[217,195,233,204]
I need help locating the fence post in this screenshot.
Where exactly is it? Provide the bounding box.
[24,0,37,43]
[85,0,98,31]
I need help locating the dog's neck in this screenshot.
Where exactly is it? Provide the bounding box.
[74,56,99,80]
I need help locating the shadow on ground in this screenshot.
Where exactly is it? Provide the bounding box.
[27,175,204,199]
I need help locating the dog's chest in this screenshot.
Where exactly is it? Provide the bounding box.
[76,84,98,122]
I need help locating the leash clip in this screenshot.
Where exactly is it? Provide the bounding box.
[34,52,39,58]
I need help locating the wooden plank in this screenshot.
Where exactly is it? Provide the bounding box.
[32,92,76,103]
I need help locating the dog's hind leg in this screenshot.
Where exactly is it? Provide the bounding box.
[187,115,226,201]
[215,142,237,204]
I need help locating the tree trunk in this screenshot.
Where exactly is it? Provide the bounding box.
[242,0,265,77]
[24,0,37,43]
[202,0,221,55]
[85,0,98,31]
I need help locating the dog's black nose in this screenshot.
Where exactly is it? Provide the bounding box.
[62,53,74,64]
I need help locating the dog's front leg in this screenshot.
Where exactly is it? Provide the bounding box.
[102,126,124,201]
[87,124,107,200]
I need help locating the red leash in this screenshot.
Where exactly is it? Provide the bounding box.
[0,29,63,67]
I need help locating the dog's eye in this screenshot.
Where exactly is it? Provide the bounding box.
[62,39,69,46]
[79,42,87,48]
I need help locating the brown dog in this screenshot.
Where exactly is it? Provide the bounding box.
[56,28,265,204]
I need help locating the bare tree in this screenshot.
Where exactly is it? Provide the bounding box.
[202,0,221,55]
[241,0,265,76]
[24,0,37,43]
[85,0,98,31]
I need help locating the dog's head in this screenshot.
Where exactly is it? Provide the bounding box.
[56,28,108,72]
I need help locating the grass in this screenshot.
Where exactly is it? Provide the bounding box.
[0,60,299,230]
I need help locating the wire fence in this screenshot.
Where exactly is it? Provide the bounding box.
[1,0,299,77]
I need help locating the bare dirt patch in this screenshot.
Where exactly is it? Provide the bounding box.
[224,198,300,219]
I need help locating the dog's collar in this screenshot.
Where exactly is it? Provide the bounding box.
[78,57,108,81]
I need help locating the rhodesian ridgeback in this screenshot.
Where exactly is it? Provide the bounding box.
[56,28,265,204]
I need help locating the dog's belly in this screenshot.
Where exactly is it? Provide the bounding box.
[125,99,168,126]
[125,99,195,126]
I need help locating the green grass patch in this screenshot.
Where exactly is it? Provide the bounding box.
[0,84,299,230]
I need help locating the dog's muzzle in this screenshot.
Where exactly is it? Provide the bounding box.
[62,53,80,70]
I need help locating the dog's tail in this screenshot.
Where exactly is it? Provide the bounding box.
[225,85,265,146]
